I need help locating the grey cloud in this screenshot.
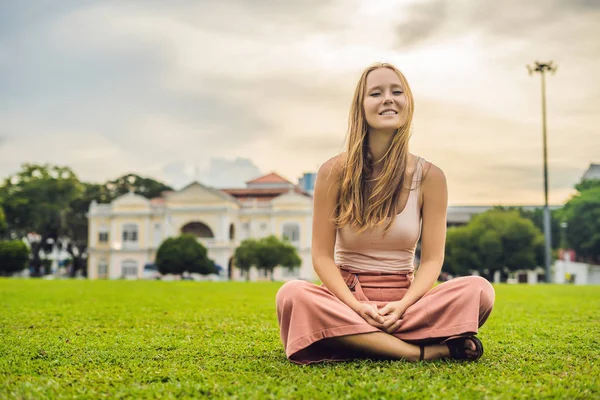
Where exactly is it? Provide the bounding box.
[463,0,599,35]
[465,0,600,63]
[570,0,600,9]
[1,36,272,155]
[84,0,345,41]
[395,0,448,49]
[0,0,349,156]
[392,0,600,56]
[0,0,82,36]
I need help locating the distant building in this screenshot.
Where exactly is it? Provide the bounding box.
[555,259,600,285]
[582,163,600,181]
[87,172,314,281]
[446,205,562,227]
[298,172,316,195]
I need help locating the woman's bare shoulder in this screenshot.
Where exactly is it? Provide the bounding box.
[420,158,447,192]
[317,153,346,182]
[406,152,420,174]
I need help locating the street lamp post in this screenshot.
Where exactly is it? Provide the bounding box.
[527,61,557,283]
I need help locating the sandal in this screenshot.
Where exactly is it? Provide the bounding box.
[418,336,484,362]
[446,336,484,361]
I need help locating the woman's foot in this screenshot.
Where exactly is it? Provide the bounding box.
[445,336,483,361]
[420,336,483,361]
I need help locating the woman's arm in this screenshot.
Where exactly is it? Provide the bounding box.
[312,156,392,328]
[398,161,448,308]
[311,156,363,311]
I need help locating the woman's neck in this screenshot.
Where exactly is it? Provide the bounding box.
[367,128,396,177]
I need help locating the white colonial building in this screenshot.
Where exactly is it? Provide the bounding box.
[87,173,314,281]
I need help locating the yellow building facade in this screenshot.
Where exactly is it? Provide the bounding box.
[87,173,314,281]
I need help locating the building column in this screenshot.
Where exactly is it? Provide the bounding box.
[220,213,230,242]
[88,253,97,279]
[146,218,151,265]
[110,217,118,250]
[164,213,171,238]
[109,252,119,279]
[270,215,276,236]
[89,219,97,249]
[305,215,312,249]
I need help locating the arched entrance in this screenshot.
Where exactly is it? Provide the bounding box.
[181,221,214,238]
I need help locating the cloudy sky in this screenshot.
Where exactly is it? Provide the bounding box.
[1,0,598,205]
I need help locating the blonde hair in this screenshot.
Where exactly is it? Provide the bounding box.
[333,62,415,234]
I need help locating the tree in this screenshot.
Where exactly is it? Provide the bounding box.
[444,226,482,277]
[155,234,216,276]
[562,187,600,264]
[105,173,172,199]
[255,236,283,279]
[234,238,259,281]
[574,178,600,193]
[0,165,174,277]
[0,240,29,276]
[255,236,302,280]
[443,210,544,281]
[233,236,302,281]
[280,240,302,271]
[0,164,84,276]
[494,205,562,249]
[0,206,6,238]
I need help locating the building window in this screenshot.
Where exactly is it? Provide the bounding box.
[122,260,138,278]
[98,260,108,278]
[229,223,235,240]
[242,222,250,230]
[98,230,109,243]
[122,224,138,243]
[282,223,300,243]
[260,222,268,231]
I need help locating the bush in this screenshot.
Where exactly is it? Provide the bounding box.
[0,240,29,276]
[234,239,259,280]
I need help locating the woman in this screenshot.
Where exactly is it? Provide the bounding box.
[276,63,495,364]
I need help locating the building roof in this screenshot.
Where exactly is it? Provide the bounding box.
[221,187,310,202]
[246,172,292,184]
[174,180,239,203]
[583,163,600,180]
[150,197,165,206]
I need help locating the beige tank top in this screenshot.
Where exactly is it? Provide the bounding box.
[334,156,425,273]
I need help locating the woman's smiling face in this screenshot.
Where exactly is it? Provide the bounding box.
[363,67,407,131]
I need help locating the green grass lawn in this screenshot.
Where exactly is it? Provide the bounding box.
[0,280,598,399]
